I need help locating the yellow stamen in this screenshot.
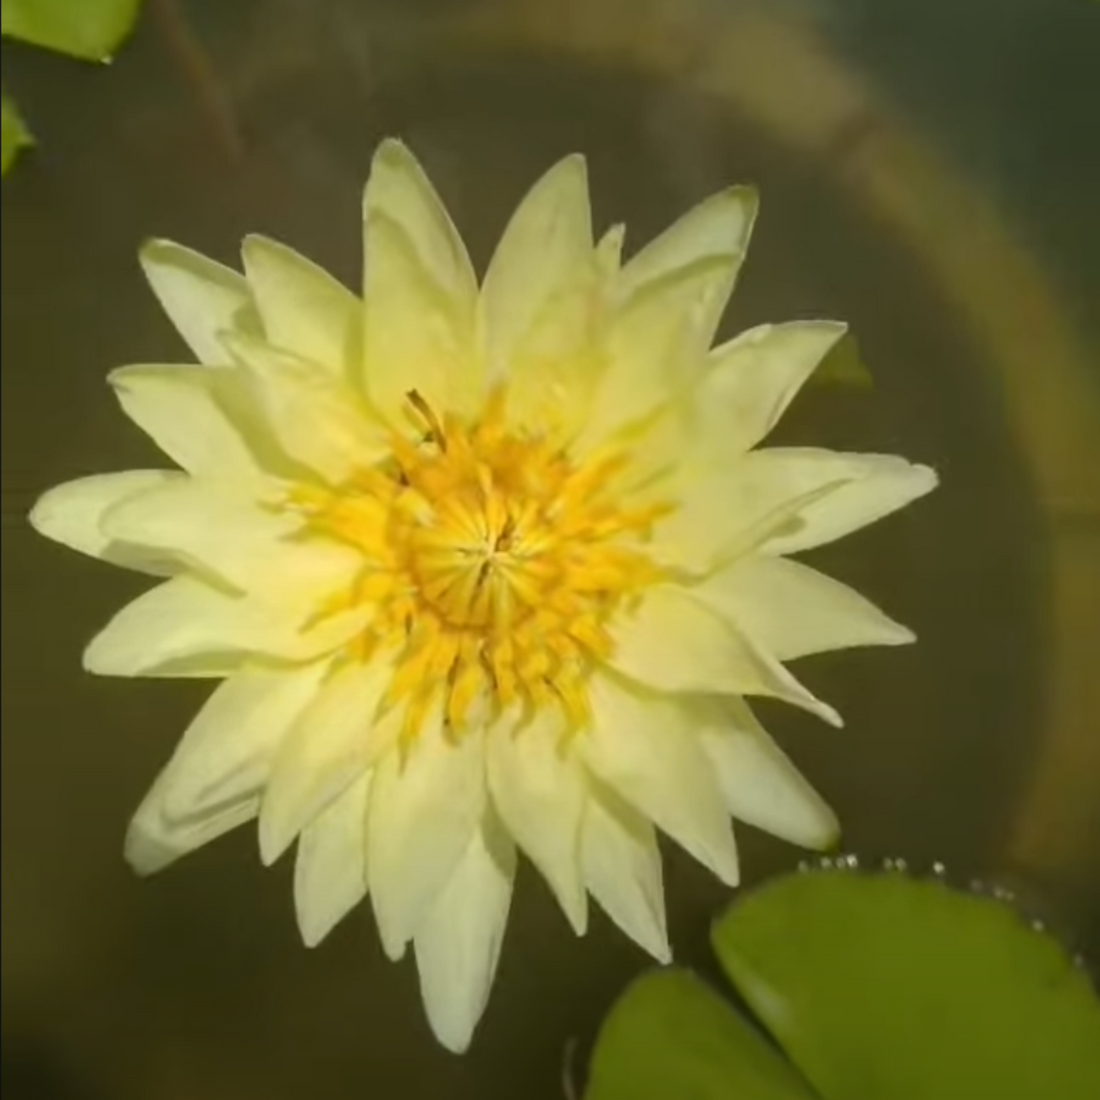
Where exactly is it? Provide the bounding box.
[290,388,668,740]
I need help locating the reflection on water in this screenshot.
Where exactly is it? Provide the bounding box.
[2,1,1097,1097]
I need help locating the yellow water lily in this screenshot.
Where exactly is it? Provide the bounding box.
[30,141,936,1052]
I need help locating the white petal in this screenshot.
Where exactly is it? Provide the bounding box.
[260,659,393,864]
[84,576,364,678]
[139,240,260,365]
[368,715,487,961]
[294,773,371,947]
[581,784,670,962]
[695,321,847,455]
[668,448,937,563]
[754,450,939,556]
[100,475,363,603]
[582,674,739,885]
[502,221,622,440]
[694,556,914,661]
[581,255,738,448]
[109,365,265,479]
[487,710,588,934]
[242,235,360,374]
[363,140,477,314]
[414,812,516,1054]
[653,447,934,572]
[226,334,387,484]
[124,663,327,874]
[479,154,592,379]
[697,697,839,850]
[362,143,478,422]
[616,186,758,300]
[29,471,181,573]
[100,476,297,589]
[609,585,841,726]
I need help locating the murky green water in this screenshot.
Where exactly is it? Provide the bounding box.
[3,1,1098,1097]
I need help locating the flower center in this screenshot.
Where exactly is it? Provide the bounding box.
[290,390,668,740]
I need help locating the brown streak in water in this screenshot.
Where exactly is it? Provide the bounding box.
[152,0,245,165]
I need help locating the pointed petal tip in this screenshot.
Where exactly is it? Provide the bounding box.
[81,635,118,677]
[431,1021,475,1056]
[257,813,294,868]
[137,237,176,264]
[914,463,940,493]
[26,487,64,541]
[727,182,760,218]
[240,232,275,263]
[541,151,589,193]
[297,920,326,950]
[715,853,742,889]
[563,895,590,938]
[375,135,412,162]
[379,926,411,963]
[123,820,173,877]
[106,366,140,395]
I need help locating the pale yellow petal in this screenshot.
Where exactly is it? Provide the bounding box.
[581,254,738,448]
[109,365,267,479]
[608,584,841,726]
[654,447,919,573]
[695,320,847,455]
[29,470,181,573]
[663,448,936,567]
[414,811,516,1054]
[582,674,739,885]
[124,663,327,874]
[487,710,588,934]
[362,141,478,421]
[226,334,387,484]
[363,139,477,312]
[694,556,914,661]
[696,697,839,850]
[241,235,360,374]
[501,222,623,439]
[100,475,363,603]
[259,659,393,864]
[616,185,758,300]
[294,773,371,947]
[749,450,939,556]
[581,784,670,963]
[83,576,365,678]
[368,714,487,961]
[139,240,260,365]
[361,212,478,423]
[479,154,592,379]
[100,475,297,590]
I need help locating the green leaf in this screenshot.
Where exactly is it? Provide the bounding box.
[1,87,32,176]
[583,969,816,1100]
[810,333,874,389]
[2,0,142,62]
[712,872,1100,1100]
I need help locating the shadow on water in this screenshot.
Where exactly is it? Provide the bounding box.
[2,1,1095,1097]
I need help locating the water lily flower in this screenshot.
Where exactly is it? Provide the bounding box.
[30,140,936,1053]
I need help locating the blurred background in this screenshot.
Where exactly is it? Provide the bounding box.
[2,0,1098,1096]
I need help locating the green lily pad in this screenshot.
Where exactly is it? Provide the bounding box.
[583,968,816,1100]
[2,0,142,62]
[1,88,32,176]
[712,872,1100,1100]
[585,871,1100,1100]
